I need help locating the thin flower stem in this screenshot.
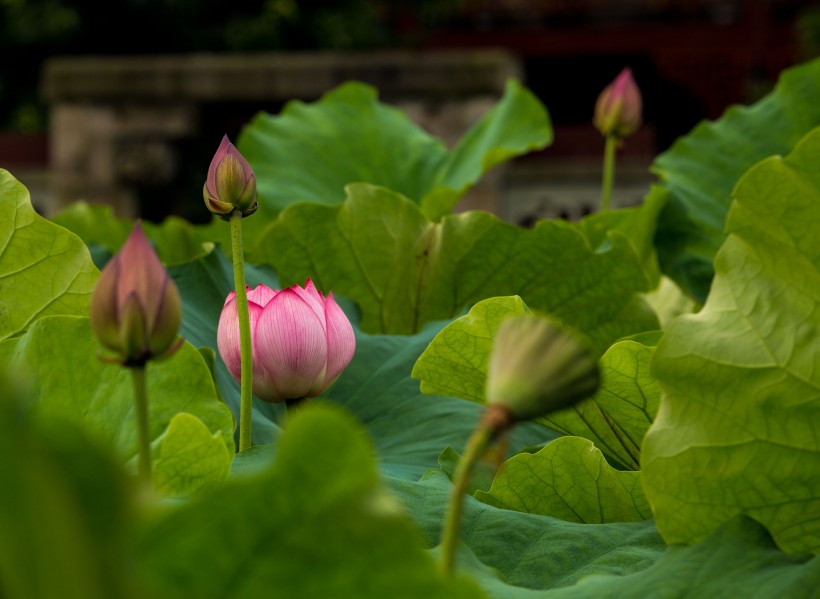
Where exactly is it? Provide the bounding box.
[439,421,495,576]
[230,210,254,452]
[131,364,152,484]
[599,134,618,212]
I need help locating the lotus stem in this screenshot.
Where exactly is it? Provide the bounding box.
[230,209,254,452]
[440,413,501,575]
[131,364,152,484]
[599,135,618,211]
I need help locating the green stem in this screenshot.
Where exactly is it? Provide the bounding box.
[440,421,495,576]
[131,364,152,484]
[599,134,618,212]
[230,210,254,452]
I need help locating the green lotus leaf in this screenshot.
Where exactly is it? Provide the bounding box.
[643,126,820,555]
[51,201,230,266]
[0,370,137,599]
[590,337,659,454]
[390,469,665,592]
[0,169,98,340]
[653,56,820,302]
[256,183,657,347]
[136,403,484,598]
[437,446,497,495]
[445,515,820,598]
[578,183,667,289]
[152,412,233,497]
[238,80,552,220]
[475,436,652,523]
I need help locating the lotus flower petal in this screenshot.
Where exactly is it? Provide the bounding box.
[317,291,357,392]
[254,289,328,401]
[247,284,278,308]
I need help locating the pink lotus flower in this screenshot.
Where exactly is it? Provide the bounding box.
[217,280,356,402]
[593,67,642,138]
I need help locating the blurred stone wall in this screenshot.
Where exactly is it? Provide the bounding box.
[41,51,521,219]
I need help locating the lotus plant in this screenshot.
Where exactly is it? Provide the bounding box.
[217,280,356,404]
[89,221,182,483]
[204,134,257,450]
[593,67,642,211]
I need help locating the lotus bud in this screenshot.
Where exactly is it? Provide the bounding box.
[203,134,257,219]
[217,279,356,403]
[90,222,183,365]
[486,314,599,422]
[594,68,642,138]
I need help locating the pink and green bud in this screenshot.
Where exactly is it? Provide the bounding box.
[486,314,599,422]
[217,280,356,403]
[594,68,642,138]
[203,134,257,219]
[90,222,183,365]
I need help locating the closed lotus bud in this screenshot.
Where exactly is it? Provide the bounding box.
[217,280,356,402]
[486,314,599,422]
[90,222,183,365]
[594,68,642,138]
[203,134,257,219]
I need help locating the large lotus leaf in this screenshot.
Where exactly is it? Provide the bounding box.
[545,517,820,599]
[413,296,654,470]
[390,469,665,593]
[51,201,232,266]
[136,403,484,598]
[238,80,552,220]
[643,127,820,555]
[590,337,659,454]
[653,56,820,302]
[444,514,819,598]
[0,315,234,493]
[0,371,138,599]
[152,412,233,497]
[474,436,652,524]
[578,183,667,289]
[420,79,554,220]
[437,446,498,495]
[642,275,697,329]
[256,183,657,348]
[395,472,818,597]
[0,169,98,341]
